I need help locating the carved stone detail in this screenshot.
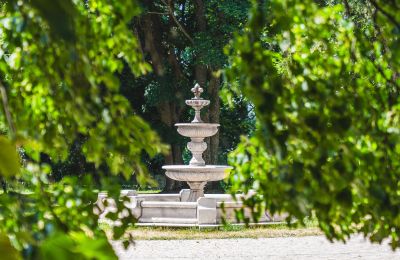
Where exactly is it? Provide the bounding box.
[187,139,207,166]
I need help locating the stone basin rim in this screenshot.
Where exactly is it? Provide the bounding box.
[175,123,220,127]
[162,165,232,170]
[163,165,232,183]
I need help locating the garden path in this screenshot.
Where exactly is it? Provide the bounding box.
[113,235,400,259]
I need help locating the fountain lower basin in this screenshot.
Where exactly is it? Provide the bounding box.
[163,165,232,202]
[162,165,232,182]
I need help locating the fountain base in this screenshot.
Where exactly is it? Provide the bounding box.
[97,189,285,226]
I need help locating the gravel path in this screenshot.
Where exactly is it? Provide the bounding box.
[112,235,400,260]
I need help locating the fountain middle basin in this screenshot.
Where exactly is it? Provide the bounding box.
[175,123,219,138]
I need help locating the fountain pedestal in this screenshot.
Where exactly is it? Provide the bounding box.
[186,182,206,202]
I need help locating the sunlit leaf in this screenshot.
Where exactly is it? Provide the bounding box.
[0,136,20,177]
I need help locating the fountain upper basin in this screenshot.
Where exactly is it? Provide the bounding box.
[162,165,232,182]
[185,99,210,107]
[175,123,219,138]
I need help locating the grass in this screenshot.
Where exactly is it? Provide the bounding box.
[126,221,322,240]
[100,216,322,241]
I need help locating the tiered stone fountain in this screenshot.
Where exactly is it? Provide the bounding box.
[163,84,232,202]
[98,84,278,226]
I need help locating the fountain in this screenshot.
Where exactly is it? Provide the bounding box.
[97,84,280,226]
[163,83,232,202]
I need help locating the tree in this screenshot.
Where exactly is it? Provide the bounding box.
[0,0,166,258]
[226,0,400,248]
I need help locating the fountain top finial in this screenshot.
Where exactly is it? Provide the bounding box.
[186,83,210,123]
[191,83,203,99]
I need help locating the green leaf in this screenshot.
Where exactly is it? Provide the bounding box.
[0,234,20,260]
[71,232,118,260]
[0,136,20,177]
[40,232,117,260]
[39,233,77,260]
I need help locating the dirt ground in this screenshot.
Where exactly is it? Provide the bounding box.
[112,235,400,260]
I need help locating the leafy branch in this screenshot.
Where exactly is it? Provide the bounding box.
[161,0,194,44]
[369,0,400,30]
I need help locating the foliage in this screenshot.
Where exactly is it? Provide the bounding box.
[0,0,167,258]
[226,0,400,249]
[219,95,256,163]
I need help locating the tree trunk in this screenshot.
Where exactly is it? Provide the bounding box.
[193,0,207,91]
[192,1,222,192]
[158,101,185,192]
[194,0,207,31]
[193,0,207,90]
[140,10,188,192]
[142,15,165,76]
[207,74,221,165]
[205,73,223,193]
[193,0,211,164]
[193,0,221,163]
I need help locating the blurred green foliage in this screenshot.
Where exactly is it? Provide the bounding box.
[226,0,400,249]
[4,0,398,257]
[0,0,167,258]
